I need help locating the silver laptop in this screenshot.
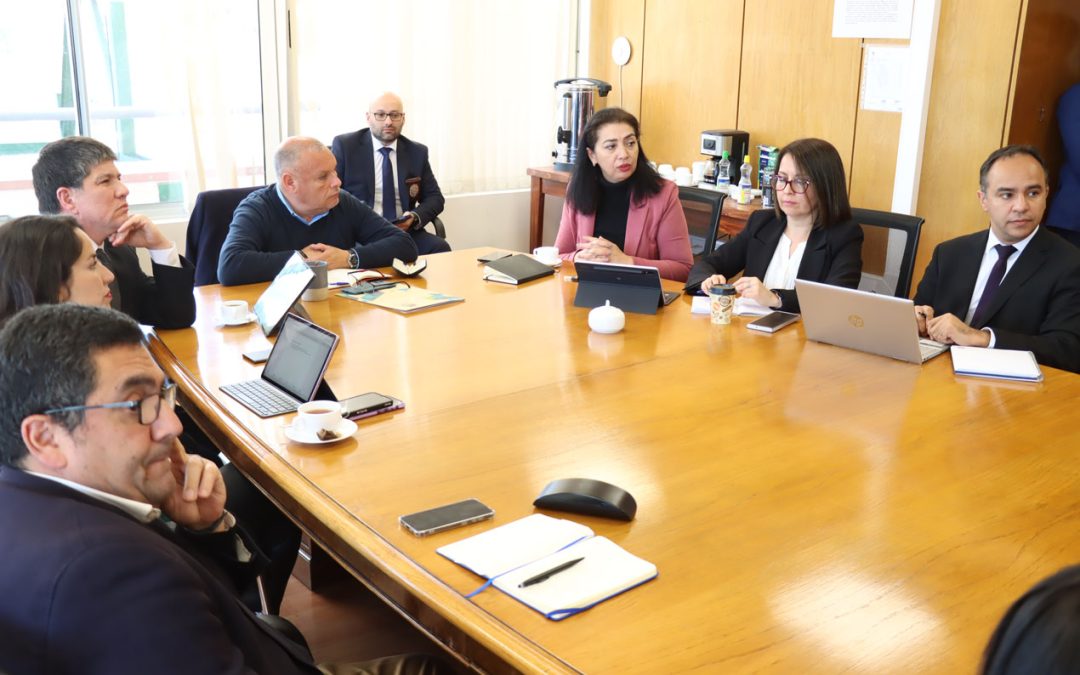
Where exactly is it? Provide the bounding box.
[795,280,948,364]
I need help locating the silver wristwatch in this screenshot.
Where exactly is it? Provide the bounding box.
[348,249,359,269]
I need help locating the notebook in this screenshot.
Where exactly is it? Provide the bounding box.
[950,346,1043,382]
[573,261,680,315]
[253,251,316,336]
[437,514,657,620]
[340,284,464,314]
[795,279,948,364]
[482,254,556,285]
[220,313,339,417]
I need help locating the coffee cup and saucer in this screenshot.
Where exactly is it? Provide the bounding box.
[219,300,255,327]
[285,400,358,445]
[531,246,562,267]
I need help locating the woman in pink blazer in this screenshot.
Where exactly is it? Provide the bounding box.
[554,108,693,282]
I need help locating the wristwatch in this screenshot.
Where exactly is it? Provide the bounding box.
[347,249,359,269]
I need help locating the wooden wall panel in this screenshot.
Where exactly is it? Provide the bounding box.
[639,0,743,168]
[738,1,862,176]
[588,0,646,119]
[911,0,1024,288]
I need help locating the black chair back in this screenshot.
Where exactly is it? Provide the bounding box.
[186,186,263,286]
[678,186,726,260]
[852,207,924,298]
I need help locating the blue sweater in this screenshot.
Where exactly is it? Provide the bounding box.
[217,186,417,286]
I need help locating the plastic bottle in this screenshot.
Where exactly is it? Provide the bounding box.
[717,151,731,188]
[761,171,775,208]
[737,154,753,205]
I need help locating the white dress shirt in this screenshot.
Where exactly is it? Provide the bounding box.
[761,233,807,292]
[964,226,1038,347]
[372,138,400,218]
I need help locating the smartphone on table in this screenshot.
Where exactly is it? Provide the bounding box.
[340,392,395,418]
[399,498,495,536]
[747,311,800,333]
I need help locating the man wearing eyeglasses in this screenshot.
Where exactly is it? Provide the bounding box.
[332,92,452,255]
[0,304,446,674]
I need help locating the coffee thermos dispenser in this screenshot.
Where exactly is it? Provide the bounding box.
[553,78,612,171]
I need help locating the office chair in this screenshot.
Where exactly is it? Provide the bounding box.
[678,186,726,260]
[186,185,264,286]
[427,215,447,239]
[851,207,924,298]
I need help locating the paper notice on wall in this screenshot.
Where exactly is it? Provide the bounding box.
[833,0,914,38]
[860,45,907,112]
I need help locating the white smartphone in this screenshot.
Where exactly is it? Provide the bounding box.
[747,311,800,333]
[399,498,494,537]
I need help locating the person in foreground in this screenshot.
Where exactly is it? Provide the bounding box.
[980,564,1080,674]
[32,136,196,328]
[913,145,1080,373]
[554,107,694,282]
[332,92,451,255]
[217,136,417,286]
[684,138,864,312]
[0,304,448,674]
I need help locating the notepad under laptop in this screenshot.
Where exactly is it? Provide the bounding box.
[220,313,339,417]
[795,279,948,364]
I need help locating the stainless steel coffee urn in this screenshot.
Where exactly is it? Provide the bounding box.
[553,78,612,171]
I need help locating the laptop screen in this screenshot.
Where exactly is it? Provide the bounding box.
[261,313,338,402]
[253,252,315,336]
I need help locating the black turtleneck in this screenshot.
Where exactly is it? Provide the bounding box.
[594,176,631,250]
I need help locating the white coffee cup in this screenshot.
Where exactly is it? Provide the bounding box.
[657,164,675,180]
[532,246,560,265]
[692,161,706,184]
[674,166,693,186]
[222,300,249,325]
[296,400,343,437]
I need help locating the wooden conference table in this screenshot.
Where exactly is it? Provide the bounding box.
[150,249,1080,674]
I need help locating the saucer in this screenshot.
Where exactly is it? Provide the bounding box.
[530,255,562,268]
[219,312,256,327]
[284,418,358,445]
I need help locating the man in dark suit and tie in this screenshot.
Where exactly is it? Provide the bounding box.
[914,145,1080,373]
[332,92,452,256]
[32,136,196,329]
[0,304,446,674]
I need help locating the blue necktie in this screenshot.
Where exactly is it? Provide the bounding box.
[379,146,397,221]
[971,244,1016,326]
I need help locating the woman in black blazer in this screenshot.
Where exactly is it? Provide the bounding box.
[685,138,863,313]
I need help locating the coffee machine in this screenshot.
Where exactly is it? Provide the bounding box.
[553,78,612,171]
[700,130,749,184]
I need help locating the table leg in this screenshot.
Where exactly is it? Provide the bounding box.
[529,175,544,250]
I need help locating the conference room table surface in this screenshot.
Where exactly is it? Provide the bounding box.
[150,249,1080,674]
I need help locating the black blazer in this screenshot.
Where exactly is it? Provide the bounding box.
[913,227,1080,373]
[0,468,319,674]
[98,241,196,328]
[684,209,864,313]
[331,129,446,229]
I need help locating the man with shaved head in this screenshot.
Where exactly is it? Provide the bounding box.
[217,136,416,286]
[332,92,451,255]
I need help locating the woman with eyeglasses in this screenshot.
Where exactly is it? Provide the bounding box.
[0,214,115,325]
[685,138,863,312]
[555,107,694,281]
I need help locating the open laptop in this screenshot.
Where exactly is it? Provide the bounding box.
[795,279,948,364]
[573,261,680,315]
[253,251,316,336]
[220,313,339,417]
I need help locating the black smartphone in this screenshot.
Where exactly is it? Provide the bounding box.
[399,498,494,537]
[477,251,512,264]
[340,392,395,417]
[747,311,800,333]
[242,348,271,364]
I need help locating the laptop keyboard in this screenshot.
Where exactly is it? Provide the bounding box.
[221,380,300,418]
[919,339,948,362]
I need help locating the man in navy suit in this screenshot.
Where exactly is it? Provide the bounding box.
[914,145,1080,373]
[0,304,445,674]
[332,92,451,255]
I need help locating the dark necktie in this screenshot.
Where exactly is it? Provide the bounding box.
[96,246,122,310]
[379,146,397,221]
[971,244,1016,326]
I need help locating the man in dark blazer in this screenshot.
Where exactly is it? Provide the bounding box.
[0,305,444,674]
[332,92,451,256]
[914,145,1080,373]
[32,136,196,329]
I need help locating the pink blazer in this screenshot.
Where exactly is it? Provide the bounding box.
[554,180,694,281]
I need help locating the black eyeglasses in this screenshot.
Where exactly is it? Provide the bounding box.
[771,175,812,194]
[43,381,178,426]
[371,112,404,122]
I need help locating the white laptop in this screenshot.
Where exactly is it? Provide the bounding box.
[795,279,948,364]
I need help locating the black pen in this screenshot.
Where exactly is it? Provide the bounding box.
[518,557,584,588]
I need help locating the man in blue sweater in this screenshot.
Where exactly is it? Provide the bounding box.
[218,137,417,286]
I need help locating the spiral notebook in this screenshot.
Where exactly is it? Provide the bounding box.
[436,514,657,620]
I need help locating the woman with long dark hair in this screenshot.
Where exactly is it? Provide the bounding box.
[554,107,694,281]
[685,137,863,312]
